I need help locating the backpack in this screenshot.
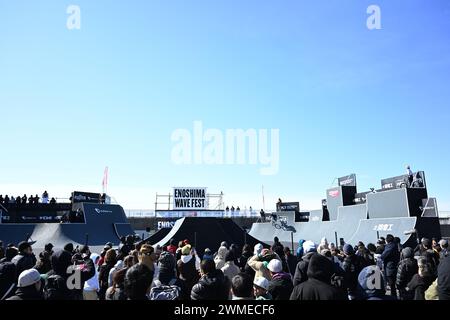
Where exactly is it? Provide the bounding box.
[149,279,181,300]
[43,275,67,300]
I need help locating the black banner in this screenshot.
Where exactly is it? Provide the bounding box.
[354,191,371,204]
[278,202,300,212]
[338,174,357,187]
[71,191,101,204]
[381,171,426,190]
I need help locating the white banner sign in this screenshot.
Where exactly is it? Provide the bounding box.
[173,187,208,210]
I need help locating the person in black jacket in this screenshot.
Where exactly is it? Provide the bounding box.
[98,248,117,300]
[156,252,189,300]
[0,241,4,260]
[0,257,17,300]
[438,255,450,300]
[396,247,418,300]
[284,247,297,277]
[293,241,316,286]
[177,245,200,294]
[290,253,347,300]
[380,234,400,297]
[191,259,230,300]
[238,244,253,272]
[46,249,95,300]
[7,269,43,301]
[267,259,293,300]
[11,241,37,281]
[407,257,434,300]
[271,237,284,257]
[341,243,365,300]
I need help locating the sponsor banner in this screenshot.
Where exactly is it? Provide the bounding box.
[278,202,300,212]
[72,191,101,204]
[157,220,176,230]
[155,210,224,218]
[173,187,208,210]
[328,189,340,198]
[354,191,371,204]
[338,174,357,187]
[381,171,426,190]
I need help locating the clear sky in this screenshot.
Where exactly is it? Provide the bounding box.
[1,0,450,210]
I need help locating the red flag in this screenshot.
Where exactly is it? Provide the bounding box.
[102,166,108,193]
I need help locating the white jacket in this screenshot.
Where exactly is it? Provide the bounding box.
[84,253,100,291]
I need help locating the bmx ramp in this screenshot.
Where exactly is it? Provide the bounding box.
[249,207,440,251]
[0,203,134,254]
[150,217,267,255]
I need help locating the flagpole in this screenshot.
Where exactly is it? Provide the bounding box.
[262,185,265,212]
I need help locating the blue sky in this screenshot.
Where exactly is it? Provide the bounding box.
[1,0,450,210]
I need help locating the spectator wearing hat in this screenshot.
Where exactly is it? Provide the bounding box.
[356,266,395,300]
[7,269,43,300]
[396,247,418,300]
[380,235,400,298]
[214,246,228,270]
[177,245,200,294]
[254,277,272,300]
[342,243,365,300]
[11,241,36,280]
[221,251,240,283]
[248,248,279,282]
[97,243,112,267]
[290,253,347,301]
[154,251,189,300]
[231,273,254,300]
[267,259,293,300]
[202,248,214,261]
[293,240,317,286]
[166,239,177,256]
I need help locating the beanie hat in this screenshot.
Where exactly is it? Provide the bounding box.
[159,251,176,271]
[17,269,41,288]
[64,243,74,253]
[18,241,31,253]
[343,243,354,255]
[303,240,316,254]
[253,277,269,290]
[267,259,282,273]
